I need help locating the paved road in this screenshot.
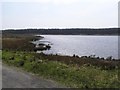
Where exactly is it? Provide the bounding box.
[2,63,65,88]
[0,61,2,89]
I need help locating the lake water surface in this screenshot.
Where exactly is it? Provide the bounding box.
[37,35,118,59]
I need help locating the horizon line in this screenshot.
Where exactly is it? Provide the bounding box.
[1,27,119,30]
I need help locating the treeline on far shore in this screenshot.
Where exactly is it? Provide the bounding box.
[2,28,119,35]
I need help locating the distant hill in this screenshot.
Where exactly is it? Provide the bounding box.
[2,28,119,35]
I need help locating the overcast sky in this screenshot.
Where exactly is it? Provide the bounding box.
[1,0,119,29]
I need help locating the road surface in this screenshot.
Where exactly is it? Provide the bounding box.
[0,61,2,89]
[2,63,65,88]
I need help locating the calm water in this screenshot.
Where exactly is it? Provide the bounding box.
[37,35,118,59]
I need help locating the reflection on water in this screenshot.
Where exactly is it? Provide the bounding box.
[37,35,118,59]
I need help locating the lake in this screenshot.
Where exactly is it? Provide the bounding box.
[36,35,118,59]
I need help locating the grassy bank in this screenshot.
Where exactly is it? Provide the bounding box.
[2,33,41,51]
[2,50,120,88]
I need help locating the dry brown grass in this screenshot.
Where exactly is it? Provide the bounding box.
[2,34,37,51]
[34,53,120,70]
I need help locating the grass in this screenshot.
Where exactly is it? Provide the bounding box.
[2,50,120,88]
[34,53,120,70]
[2,33,40,51]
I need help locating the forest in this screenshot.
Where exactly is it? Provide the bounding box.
[2,28,119,35]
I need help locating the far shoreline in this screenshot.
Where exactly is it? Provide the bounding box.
[2,28,119,36]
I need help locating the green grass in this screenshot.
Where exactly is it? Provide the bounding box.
[0,50,2,62]
[2,50,120,88]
